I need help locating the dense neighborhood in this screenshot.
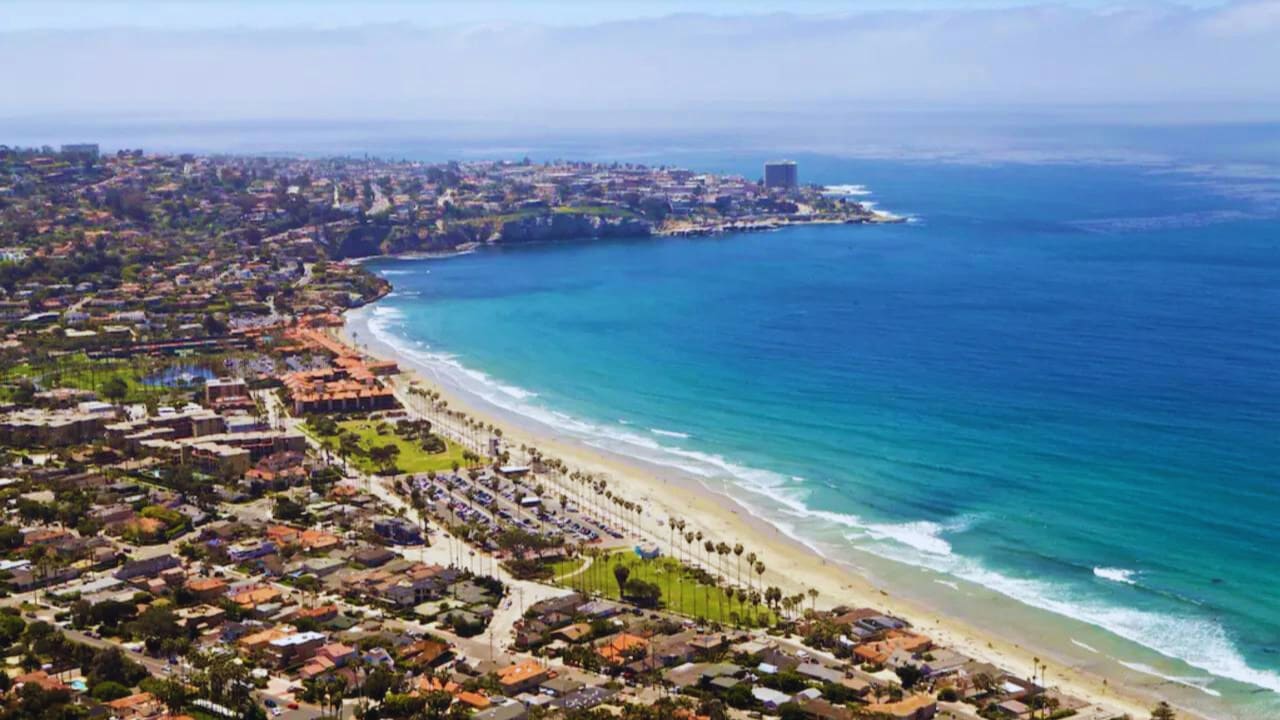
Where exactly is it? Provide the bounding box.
[0,143,1173,720]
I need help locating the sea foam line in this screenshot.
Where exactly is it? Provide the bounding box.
[650,427,691,439]
[355,301,1280,697]
[822,184,872,197]
[1071,639,1100,654]
[1094,567,1139,585]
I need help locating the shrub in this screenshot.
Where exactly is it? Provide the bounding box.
[90,681,131,701]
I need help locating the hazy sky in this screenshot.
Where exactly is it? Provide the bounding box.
[3,1,1238,29]
[2,0,1278,126]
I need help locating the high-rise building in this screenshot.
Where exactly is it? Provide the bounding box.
[764,160,798,190]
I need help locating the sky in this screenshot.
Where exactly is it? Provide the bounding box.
[1,0,1278,132]
[3,1,1238,29]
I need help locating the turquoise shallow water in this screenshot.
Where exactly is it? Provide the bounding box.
[355,157,1280,718]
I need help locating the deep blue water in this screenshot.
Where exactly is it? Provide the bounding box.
[360,157,1280,716]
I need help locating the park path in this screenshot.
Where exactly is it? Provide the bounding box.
[554,554,594,582]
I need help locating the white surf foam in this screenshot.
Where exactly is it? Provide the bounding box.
[1071,639,1100,654]
[365,307,538,403]
[351,303,1280,697]
[865,520,955,556]
[649,427,691,439]
[1094,567,1139,585]
[823,184,872,197]
[865,542,1280,695]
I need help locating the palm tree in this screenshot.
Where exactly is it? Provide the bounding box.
[683,531,695,615]
[664,517,678,602]
[30,546,53,601]
[754,561,766,622]
[716,542,731,585]
[808,587,819,614]
[703,539,716,618]
[325,676,346,719]
[733,543,744,589]
[594,481,606,525]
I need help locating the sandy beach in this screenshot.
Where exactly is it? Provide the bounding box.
[337,306,1200,720]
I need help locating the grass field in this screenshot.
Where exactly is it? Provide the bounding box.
[550,556,586,581]
[552,205,638,218]
[463,205,638,227]
[555,549,774,628]
[318,419,470,474]
[1,354,172,404]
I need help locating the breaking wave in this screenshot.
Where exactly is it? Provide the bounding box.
[1094,567,1139,585]
[650,427,691,439]
[823,184,873,197]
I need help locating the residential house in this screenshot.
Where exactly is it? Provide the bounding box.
[865,695,937,720]
[497,659,550,695]
[598,633,648,665]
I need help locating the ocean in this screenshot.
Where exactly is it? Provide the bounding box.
[352,153,1280,719]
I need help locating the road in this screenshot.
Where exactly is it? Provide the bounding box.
[63,627,172,677]
[256,389,574,658]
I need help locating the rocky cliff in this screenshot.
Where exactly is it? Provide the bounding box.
[325,212,651,260]
[495,213,652,243]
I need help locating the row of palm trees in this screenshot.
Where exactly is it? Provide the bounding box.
[403,383,501,455]
[567,542,817,629]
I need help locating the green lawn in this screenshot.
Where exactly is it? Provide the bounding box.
[1,354,168,404]
[47,363,163,403]
[559,549,774,628]
[461,205,637,227]
[549,556,586,581]
[462,208,542,226]
[552,205,638,219]
[318,419,470,474]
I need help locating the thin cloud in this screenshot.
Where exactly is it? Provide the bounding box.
[1,2,1277,123]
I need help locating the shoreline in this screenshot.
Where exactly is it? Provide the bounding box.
[333,299,1211,720]
[655,210,907,237]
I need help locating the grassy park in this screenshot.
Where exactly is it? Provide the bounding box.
[1,353,191,404]
[313,418,470,475]
[552,549,775,628]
